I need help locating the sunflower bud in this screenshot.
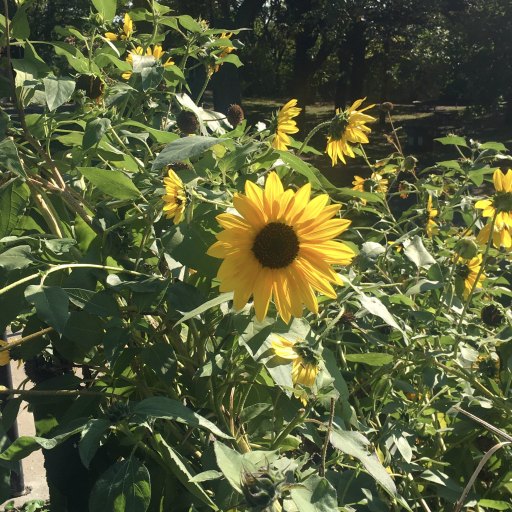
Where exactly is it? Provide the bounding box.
[454,238,478,259]
[107,401,131,422]
[227,103,245,127]
[176,110,199,134]
[402,155,417,171]
[24,354,70,384]
[380,101,394,112]
[242,471,277,511]
[481,304,503,326]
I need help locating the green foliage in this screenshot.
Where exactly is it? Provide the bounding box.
[0,2,511,512]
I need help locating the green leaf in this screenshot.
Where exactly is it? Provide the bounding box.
[132,397,231,439]
[154,435,218,510]
[77,167,140,200]
[79,419,110,468]
[0,181,30,237]
[345,353,394,366]
[477,500,512,511]
[479,142,507,152]
[89,456,151,512]
[0,139,27,177]
[403,236,436,269]
[140,66,164,91]
[178,15,203,33]
[188,470,223,483]
[152,136,226,170]
[0,245,32,271]
[83,118,111,149]
[42,76,75,111]
[117,121,178,144]
[52,42,94,74]
[276,151,325,188]
[11,1,33,39]
[405,279,442,296]
[213,442,247,493]
[435,135,468,147]
[174,292,234,326]
[91,0,117,21]
[357,293,402,332]
[290,475,338,512]
[62,311,104,356]
[24,285,70,333]
[330,428,397,498]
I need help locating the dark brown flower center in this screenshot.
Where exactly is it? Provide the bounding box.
[456,264,470,280]
[493,192,512,213]
[252,222,299,268]
[328,113,349,140]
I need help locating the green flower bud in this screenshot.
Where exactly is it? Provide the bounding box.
[242,471,277,511]
[454,238,478,259]
[402,155,417,171]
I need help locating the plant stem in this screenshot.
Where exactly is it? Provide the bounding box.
[0,327,54,353]
[297,121,331,155]
[319,397,335,477]
[270,404,310,450]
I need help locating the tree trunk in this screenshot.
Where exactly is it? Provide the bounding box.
[348,19,367,103]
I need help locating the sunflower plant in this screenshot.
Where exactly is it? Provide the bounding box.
[0,2,511,512]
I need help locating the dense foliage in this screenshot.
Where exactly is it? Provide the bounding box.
[0,1,511,511]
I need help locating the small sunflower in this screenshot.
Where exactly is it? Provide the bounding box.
[475,169,512,229]
[425,195,439,238]
[210,32,236,75]
[352,172,388,204]
[271,335,319,387]
[455,253,485,298]
[162,169,186,224]
[271,99,302,151]
[122,44,174,80]
[105,13,133,41]
[207,172,355,323]
[326,98,376,166]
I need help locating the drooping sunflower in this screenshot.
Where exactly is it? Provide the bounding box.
[326,98,376,166]
[455,253,485,298]
[271,99,302,151]
[352,172,388,204]
[425,194,439,238]
[105,13,133,41]
[271,335,319,387]
[162,169,186,224]
[122,45,174,80]
[207,172,355,323]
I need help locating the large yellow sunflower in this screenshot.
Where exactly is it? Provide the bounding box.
[426,194,439,238]
[162,169,186,224]
[105,13,134,41]
[271,335,319,387]
[271,99,302,151]
[455,253,485,298]
[207,172,355,323]
[476,222,512,250]
[122,45,174,80]
[352,172,388,204]
[326,98,376,166]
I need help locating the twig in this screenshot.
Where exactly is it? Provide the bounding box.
[319,397,335,477]
[0,327,54,353]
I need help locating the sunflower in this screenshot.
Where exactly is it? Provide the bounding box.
[271,335,319,387]
[122,45,174,80]
[476,222,512,250]
[326,98,376,166]
[475,169,512,228]
[162,169,186,224]
[207,172,355,323]
[271,99,302,151]
[210,32,236,75]
[105,13,133,41]
[352,172,388,204]
[455,253,485,298]
[425,194,439,238]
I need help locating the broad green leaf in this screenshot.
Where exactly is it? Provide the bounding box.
[152,136,227,170]
[477,500,512,511]
[0,245,32,271]
[77,167,140,200]
[276,151,325,188]
[405,279,442,296]
[174,292,233,326]
[345,353,394,366]
[478,142,507,152]
[132,397,231,439]
[0,139,26,177]
[336,187,384,204]
[89,456,151,512]
[213,441,248,493]
[11,1,33,39]
[154,435,218,510]
[91,0,117,21]
[24,285,70,333]
[178,15,203,33]
[188,470,223,483]
[290,475,338,512]
[117,120,178,144]
[357,293,401,332]
[62,311,104,356]
[330,428,397,498]
[79,419,110,468]
[403,236,436,268]
[43,76,75,111]
[435,135,468,147]
[52,42,94,74]
[140,66,164,91]
[0,181,30,237]
[83,118,112,149]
